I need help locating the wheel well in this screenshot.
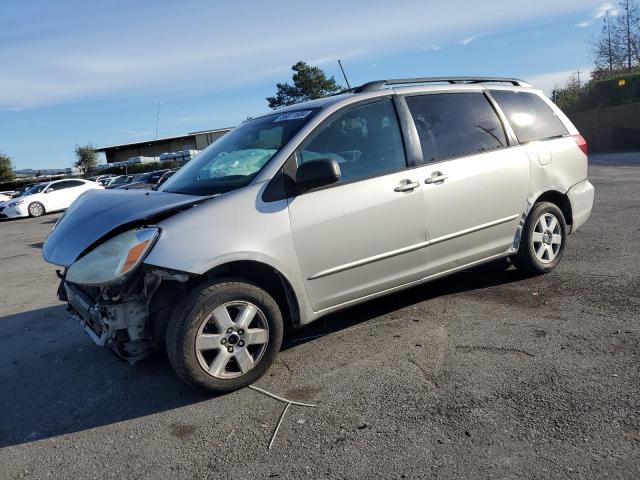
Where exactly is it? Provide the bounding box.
[203,260,300,330]
[147,261,300,350]
[534,191,573,226]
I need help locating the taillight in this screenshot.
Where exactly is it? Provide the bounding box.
[573,134,588,155]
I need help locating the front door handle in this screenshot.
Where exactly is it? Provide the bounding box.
[394,180,420,192]
[425,172,448,184]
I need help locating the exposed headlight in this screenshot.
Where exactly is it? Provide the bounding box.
[8,199,24,207]
[66,227,159,286]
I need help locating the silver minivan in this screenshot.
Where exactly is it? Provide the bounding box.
[43,77,595,392]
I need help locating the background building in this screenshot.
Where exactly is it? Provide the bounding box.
[95,127,232,164]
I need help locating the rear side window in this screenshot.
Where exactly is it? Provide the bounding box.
[52,180,85,190]
[489,90,568,143]
[405,93,507,163]
[49,181,72,190]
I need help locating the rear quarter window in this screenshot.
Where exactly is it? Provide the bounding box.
[490,90,568,143]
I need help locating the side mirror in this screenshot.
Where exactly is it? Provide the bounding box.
[295,159,341,191]
[45,188,54,193]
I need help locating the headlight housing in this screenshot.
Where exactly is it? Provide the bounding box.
[8,199,24,207]
[66,227,159,286]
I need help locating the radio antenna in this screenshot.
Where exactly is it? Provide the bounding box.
[154,101,161,142]
[338,59,351,90]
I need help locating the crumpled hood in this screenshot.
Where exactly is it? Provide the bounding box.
[42,189,205,267]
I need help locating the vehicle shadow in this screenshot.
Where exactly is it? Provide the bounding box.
[284,259,529,349]
[0,260,529,448]
[0,305,209,448]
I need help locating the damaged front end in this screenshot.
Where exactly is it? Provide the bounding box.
[42,189,208,363]
[60,268,188,363]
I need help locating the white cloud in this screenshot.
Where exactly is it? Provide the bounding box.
[422,44,441,51]
[460,37,475,45]
[575,2,620,27]
[595,3,620,18]
[0,0,607,110]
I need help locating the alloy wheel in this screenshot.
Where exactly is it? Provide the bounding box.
[532,212,562,264]
[195,301,269,379]
[29,203,43,217]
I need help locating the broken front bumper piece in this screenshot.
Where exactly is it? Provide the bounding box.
[64,282,151,363]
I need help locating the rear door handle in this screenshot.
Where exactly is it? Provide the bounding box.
[424,172,448,184]
[394,180,420,192]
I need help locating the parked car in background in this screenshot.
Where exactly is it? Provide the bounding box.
[105,175,135,189]
[1,179,102,218]
[10,184,36,198]
[115,170,170,190]
[0,184,38,211]
[0,192,12,202]
[97,176,117,187]
[43,76,594,393]
[95,174,117,183]
[155,169,177,189]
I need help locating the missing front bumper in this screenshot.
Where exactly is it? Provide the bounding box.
[64,281,151,363]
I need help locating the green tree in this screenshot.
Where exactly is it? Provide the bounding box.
[74,144,98,175]
[555,72,585,112]
[0,152,14,182]
[267,61,342,109]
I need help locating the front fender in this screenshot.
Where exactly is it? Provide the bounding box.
[142,183,316,324]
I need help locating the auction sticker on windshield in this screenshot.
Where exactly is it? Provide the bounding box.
[274,110,312,122]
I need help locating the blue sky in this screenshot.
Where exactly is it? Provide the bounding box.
[0,0,616,169]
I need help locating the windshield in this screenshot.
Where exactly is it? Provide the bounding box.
[24,184,47,195]
[147,171,166,183]
[160,109,318,196]
[112,175,132,185]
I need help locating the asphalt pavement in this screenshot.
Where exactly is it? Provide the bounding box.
[0,153,638,479]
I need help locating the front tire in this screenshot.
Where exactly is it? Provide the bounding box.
[512,201,567,274]
[166,280,283,393]
[28,202,45,217]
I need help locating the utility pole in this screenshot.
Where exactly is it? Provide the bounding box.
[606,12,613,72]
[576,68,583,89]
[154,101,161,162]
[626,0,632,71]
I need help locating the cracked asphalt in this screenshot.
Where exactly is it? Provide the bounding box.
[0,153,638,479]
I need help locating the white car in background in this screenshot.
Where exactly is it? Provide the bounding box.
[0,192,12,202]
[0,179,102,219]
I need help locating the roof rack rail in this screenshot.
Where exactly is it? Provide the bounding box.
[353,77,531,93]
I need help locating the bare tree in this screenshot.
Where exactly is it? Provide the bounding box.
[591,13,616,73]
[591,1,640,77]
[615,0,640,71]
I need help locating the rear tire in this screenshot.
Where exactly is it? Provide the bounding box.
[512,201,567,274]
[28,202,45,218]
[166,280,283,393]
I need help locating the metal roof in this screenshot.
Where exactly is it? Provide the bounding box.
[95,127,233,152]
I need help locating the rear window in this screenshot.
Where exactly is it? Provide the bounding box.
[490,90,568,143]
